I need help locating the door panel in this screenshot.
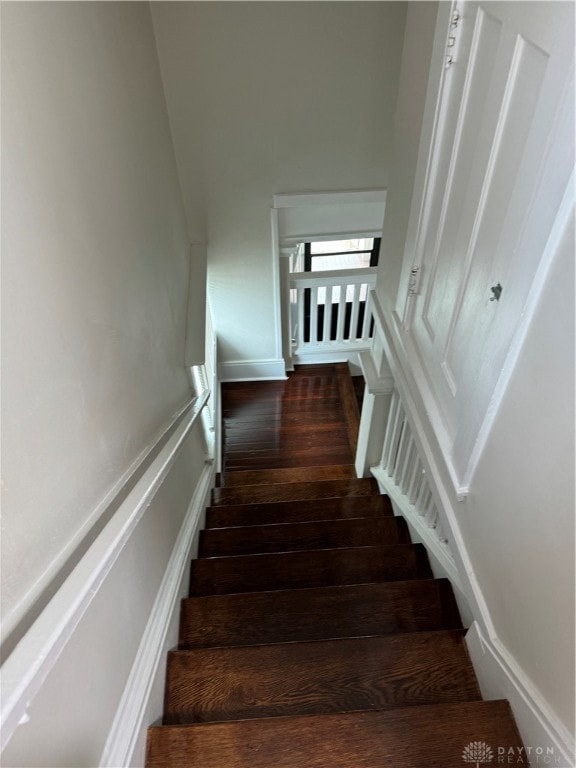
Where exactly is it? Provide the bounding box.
[406,0,574,481]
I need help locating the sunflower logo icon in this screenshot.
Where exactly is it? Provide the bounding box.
[462,741,494,767]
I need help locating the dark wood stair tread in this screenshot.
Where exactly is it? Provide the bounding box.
[189,544,431,596]
[206,495,393,528]
[224,453,353,471]
[199,516,410,557]
[163,630,481,723]
[221,465,357,487]
[224,420,346,434]
[211,477,379,506]
[224,411,348,425]
[148,364,526,767]
[147,700,527,767]
[179,579,462,649]
[223,431,349,451]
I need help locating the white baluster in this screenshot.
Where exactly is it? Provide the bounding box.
[415,483,429,516]
[335,283,346,342]
[436,521,449,545]
[383,396,404,477]
[393,419,410,485]
[380,390,399,471]
[361,288,373,340]
[399,434,415,494]
[323,285,332,343]
[310,286,319,345]
[407,457,423,504]
[348,283,361,341]
[425,498,438,528]
[297,286,305,349]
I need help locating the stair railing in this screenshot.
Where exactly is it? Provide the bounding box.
[376,386,451,535]
[370,387,460,587]
[364,294,462,590]
[190,302,218,463]
[290,267,377,354]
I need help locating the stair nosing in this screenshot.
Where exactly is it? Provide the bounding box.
[192,541,422,562]
[180,576,454,603]
[169,627,468,657]
[200,515,401,533]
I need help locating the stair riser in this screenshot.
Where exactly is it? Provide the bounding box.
[178,579,462,649]
[224,455,353,471]
[198,517,410,557]
[147,701,528,768]
[206,495,393,528]
[221,465,357,487]
[189,544,432,596]
[163,631,481,724]
[211,478,379,507]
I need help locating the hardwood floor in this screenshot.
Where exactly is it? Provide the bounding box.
[147,363,527,767]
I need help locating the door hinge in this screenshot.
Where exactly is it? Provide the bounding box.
[445,8,460,68]
[407,265,422,297]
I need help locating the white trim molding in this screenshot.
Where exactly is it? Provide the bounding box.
[291,348,364,375]
[359,350,394,395]
[218,358,287,382]
[0,392,210,754]
[273,189,387,209]
[1,398,196,648]
[466,622,575,767]
[100,461,214,768]
[361,289,575,767]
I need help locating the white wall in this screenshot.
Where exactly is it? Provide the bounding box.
[151,2,407,369]
[462,218,575,736]
[1,2,199,648]
[1,4,213,765]
[373,1,575,754]
[375,1,439,314]
[1,426,209,768]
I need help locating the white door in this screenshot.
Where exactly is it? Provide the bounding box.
[402,0,574,486]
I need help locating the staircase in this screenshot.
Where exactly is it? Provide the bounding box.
[146,364,527,767]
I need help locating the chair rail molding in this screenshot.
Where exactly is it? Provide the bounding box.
[0,392,210,754]
[99,461,213,768]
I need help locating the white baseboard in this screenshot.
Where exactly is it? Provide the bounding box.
[466,622,575,768]
[218,358,287,382]
[292,349,363,374]
[100,461,214,768]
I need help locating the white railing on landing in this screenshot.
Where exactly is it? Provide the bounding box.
[290,267,377,353]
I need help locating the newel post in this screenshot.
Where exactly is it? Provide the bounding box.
[355,346,394,478]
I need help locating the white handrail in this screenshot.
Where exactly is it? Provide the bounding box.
[0,392,210,752]
[289,266,378,287]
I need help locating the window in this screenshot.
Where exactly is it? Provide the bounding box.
[298,237,380,342]
[304,238,380,272]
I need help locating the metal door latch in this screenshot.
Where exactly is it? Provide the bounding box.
[490,283,503,302]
